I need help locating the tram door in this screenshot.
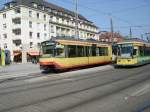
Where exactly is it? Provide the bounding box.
[0,48,5,66]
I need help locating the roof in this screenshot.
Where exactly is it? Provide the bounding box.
[117,41,150,46]
[1,0,95,25]
[42,36,111,46]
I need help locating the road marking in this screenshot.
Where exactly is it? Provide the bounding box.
[24,76,48,83]
[124,83,150,100]
[62,78,75,81]
[131,84,150,97]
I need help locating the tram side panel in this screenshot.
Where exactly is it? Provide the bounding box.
[89,46,112,65]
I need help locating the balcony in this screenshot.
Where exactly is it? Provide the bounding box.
[12,39,22,51]
[12,13,21,19]
[12,34,21,40]
[12,24,21,29]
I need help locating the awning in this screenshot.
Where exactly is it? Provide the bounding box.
[14,52,21,56]
[28,52,40,56]
[13,51,21,56]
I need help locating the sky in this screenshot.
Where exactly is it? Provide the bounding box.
[0,0,150,38]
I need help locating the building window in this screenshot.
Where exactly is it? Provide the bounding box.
[62,19,64,23]
[3,13,6,19]
[4,5,8,9]
[50,16,53,21]
[4,43,7,48]
[56,17,59,22]
[37,13,39,19]
[3,34,7,39]
[37,33,40,39]
[44,33,47,39]
[51,25,54,33]
[14,8,21,13]
[3,24,7,29]
[12,29,21,35]
[33,3,37,8]
[12,18,21,24]
[37,43,41,48]
[44,24,46,31]
[44,14,46,20]
[29,32,33,38]
[29,21,32,28]
[67,20,69,25]
[30,42,33,48]
[13,39,21,46]
[29,11,32,17]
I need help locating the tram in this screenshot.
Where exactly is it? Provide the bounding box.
[39,37,112,71]
[115,41,150,67]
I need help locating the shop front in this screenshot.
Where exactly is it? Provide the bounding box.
[27,51,40,63]
[13,50,22,62]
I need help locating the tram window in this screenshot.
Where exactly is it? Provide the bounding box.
[55,45,65,57]
[99,47,108,56]
[96,48,99,56]
[92,45,96,56]
[42,45,54,56]
[139,46,144,56]
[68,45,76,57]
[85,46,90,57]
[77,46,84,57]
[88,47,92,56]
[144,47,150,56]
[104,47,108,56]
[99,47,104,56]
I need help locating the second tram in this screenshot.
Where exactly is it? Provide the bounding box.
[115,41,150,67]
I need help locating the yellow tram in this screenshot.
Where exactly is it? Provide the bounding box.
[39,37,112,71]
[115,41,150,67]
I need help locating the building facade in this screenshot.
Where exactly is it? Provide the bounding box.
[0,0,98,63]
[98,31,124,43]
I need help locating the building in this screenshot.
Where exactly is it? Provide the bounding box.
[98,31,124,43]
[0,0,98,63]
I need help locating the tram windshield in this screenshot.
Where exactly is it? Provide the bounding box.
[118,44,133,58]
[41,41,65,57]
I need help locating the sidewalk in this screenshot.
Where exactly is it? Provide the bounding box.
[0,63,41,80]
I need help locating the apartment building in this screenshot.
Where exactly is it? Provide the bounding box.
[0,0,98,62]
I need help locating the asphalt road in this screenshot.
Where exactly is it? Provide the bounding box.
[0,64,150,112]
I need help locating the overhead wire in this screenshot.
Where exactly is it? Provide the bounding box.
[58,0,135,25]
[111,3,150,14]
[58,0,150,34]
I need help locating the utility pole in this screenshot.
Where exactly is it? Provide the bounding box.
[129,27,132,38]
[74,0,79,39]
[110,18,114,43]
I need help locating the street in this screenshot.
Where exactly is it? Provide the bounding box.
[0,64,150,112]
